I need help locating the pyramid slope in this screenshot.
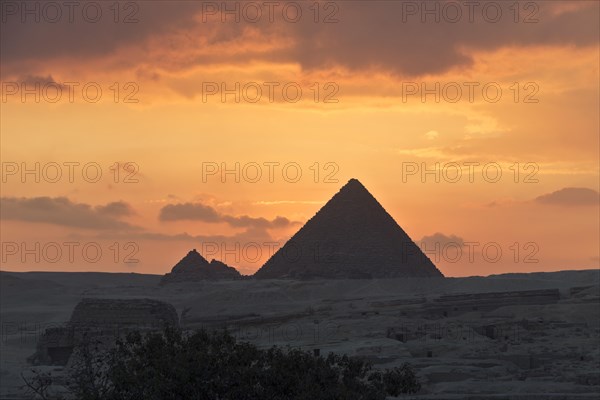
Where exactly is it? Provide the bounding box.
[254,179,443,279]
[171,249,210,273]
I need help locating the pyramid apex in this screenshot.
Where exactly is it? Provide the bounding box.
[341,178,367,191]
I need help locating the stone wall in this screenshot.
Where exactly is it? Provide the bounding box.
[70,298,179,328]
[30,298,178,366]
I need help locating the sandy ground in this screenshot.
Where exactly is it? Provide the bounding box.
[1,269,599,399]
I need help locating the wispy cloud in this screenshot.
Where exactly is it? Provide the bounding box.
[534,187,599,207]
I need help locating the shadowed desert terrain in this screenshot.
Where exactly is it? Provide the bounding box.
[1,269,598,399]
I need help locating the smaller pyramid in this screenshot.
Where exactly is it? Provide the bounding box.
[160,249,241,284]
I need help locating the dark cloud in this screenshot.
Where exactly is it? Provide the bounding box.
[284,1,599,76]
[159,203,220,222]
[96,201,136,217]
[534,187,599,207]
[222,215,295,229]
[159,202,297,229]
[420,232,465,248]
[1,1,597,77]
[0,197,138,230]
[0,1,200,73]
[17,74,67,89]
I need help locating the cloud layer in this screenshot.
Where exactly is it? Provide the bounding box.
[2,1,597,77]
[0,197,137,230]
[159,202,296,229]
[534,187,600,206]
[420,232,465,248]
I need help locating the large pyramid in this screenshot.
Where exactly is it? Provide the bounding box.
[254,179,443,279]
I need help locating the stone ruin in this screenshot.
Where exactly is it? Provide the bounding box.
[160,248,242,284]
[30,298,179,366]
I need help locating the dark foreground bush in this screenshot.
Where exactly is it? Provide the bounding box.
[24,328,421,399]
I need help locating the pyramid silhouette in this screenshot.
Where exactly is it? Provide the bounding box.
[160,249,241,284]
[254,179,443,279]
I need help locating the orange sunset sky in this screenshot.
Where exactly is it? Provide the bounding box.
[1,0,598,277]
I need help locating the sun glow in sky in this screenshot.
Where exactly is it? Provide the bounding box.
[1,0,598,276]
